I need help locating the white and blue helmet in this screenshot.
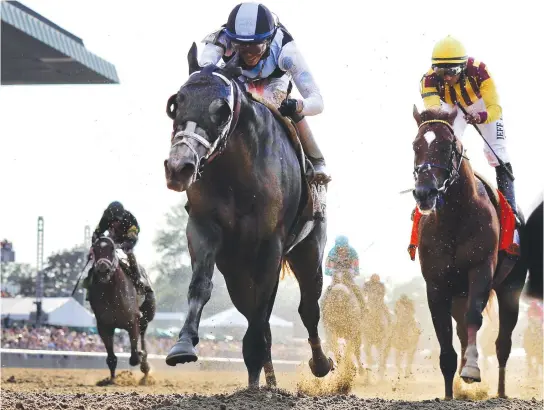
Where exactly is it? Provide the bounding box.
[225,2,276,43]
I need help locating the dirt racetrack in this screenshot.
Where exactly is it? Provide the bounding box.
[2,366,542,410]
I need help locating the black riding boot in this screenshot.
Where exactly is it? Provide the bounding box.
[126,252,152,294]
[496,162,520,247]
[294,116,332,184]
[496,163,517,215]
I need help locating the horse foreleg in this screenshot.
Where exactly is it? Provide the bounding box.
[378,340,390,379]
[325,327,340,365]
[166,219,220,366]
[461,263,493,384]
[128,320,141,367]
[244,239,284,388]
[263,278,281,388]
[98,325,117,381]
[364,340,374,368]
[407,346,417,379]
[394,347,402,378]
[495,288,522,398]
[452,296,468,375]
[139,322,150,375]
[427,286,456,400]
[139,291,155,376]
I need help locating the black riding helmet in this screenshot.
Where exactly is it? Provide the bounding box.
[106,201,124,221]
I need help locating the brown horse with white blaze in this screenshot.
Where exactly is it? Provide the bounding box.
[411,106,527,399]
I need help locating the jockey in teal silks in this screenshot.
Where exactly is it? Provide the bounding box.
[324,235,364,308]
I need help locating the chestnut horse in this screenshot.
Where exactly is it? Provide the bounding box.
[411,107,527,399]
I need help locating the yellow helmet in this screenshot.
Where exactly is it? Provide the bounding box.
[432,36,468,65]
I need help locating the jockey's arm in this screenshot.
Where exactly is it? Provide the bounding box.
[92,211,110,242]
[123,212,140,248]
[420,69,441,110]
[350,249,360,276]
[198,29,228,67]
[479,73,502,123]
[325,256,336,277]
[278,42,324,116]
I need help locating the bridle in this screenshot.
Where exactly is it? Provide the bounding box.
[93,236,119,274]
[413,119,466,194]
[169,70,241,181]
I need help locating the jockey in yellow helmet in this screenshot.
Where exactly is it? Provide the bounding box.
[420,36,518,217]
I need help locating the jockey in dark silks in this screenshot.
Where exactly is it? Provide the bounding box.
[82,201,152,298]
[324,235,365,308]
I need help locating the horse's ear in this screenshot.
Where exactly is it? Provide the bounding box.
[413,104,422,126]
[209,98,231,126]
[447,106,458,125]
[187,42,200,75]
[222,53,243,77]
[166,94,177,120]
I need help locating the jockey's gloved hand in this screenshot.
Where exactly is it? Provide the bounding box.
[465,112,486,125]
[278,99,300,117]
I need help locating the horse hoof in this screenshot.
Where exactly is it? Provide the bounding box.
[166,340,198,366]
[129,355,141,367]
[309,356,334,378]
[140,361,150,375]
[460,365,481,383]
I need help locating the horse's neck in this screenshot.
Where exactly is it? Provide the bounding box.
[208,100,262,175]
[111,265,128,287]
[442,159,478,211]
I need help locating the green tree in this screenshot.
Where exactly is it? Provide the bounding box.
[152,201,193,312]
[1,262,35,296]
[41,246,87,298]
[152,200,233,315]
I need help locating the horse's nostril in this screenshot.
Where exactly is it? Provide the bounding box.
[178,163,196,180]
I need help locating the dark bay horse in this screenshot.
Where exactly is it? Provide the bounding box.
[163,43,332,387]
[411,107,527,399]
[89,236,156,382]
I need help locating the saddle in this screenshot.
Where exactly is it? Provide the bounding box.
[408,171,520,287]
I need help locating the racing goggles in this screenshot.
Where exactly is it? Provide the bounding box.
[231,41,268,56]
[433,65,464,77]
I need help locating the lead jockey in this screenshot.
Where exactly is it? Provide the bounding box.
[197,2,331,184]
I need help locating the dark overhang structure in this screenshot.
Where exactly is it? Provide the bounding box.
[1,1,119,85]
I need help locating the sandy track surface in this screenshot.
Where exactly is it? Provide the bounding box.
[1,367,542,409]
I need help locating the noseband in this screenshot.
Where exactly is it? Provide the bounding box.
[413,119,465,194]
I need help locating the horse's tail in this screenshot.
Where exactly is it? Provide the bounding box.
[484,289,497,320]
[280,258,295,281]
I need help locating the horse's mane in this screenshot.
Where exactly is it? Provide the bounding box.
[419,109,452,124]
